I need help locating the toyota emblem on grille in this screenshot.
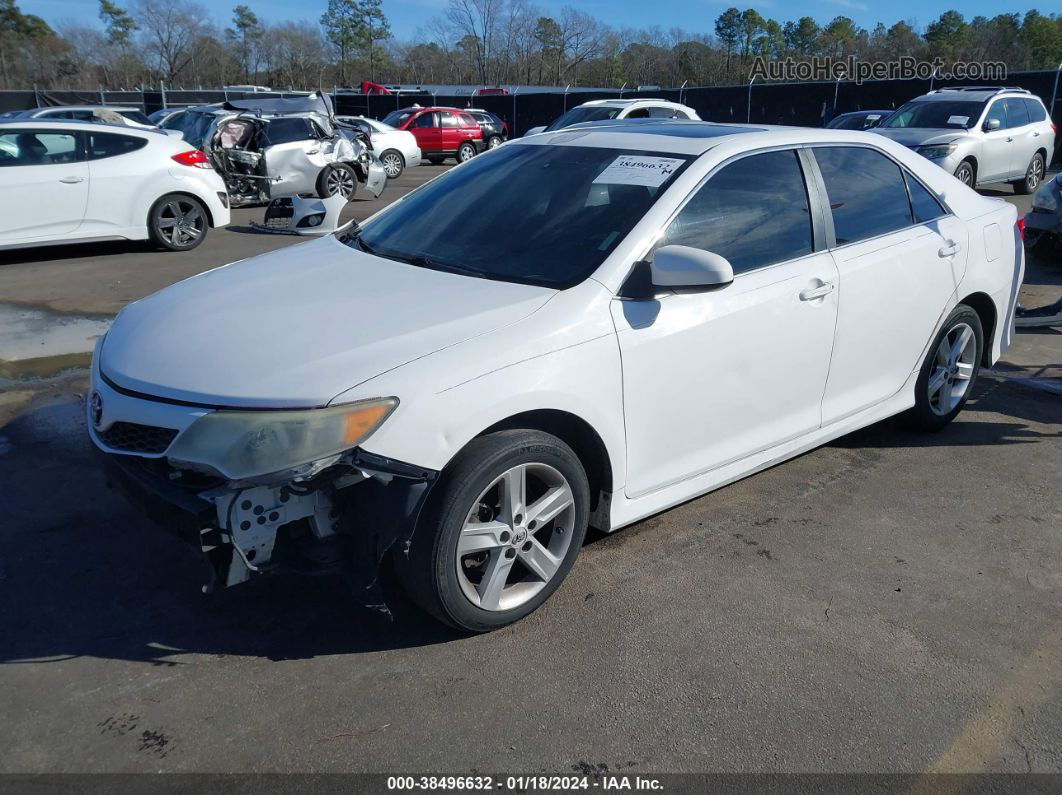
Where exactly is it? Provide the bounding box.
[90,391,103,427]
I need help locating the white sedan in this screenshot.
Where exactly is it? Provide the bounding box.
[89,121,1022,631]
[338,115,421,178]
[0,119,230,252]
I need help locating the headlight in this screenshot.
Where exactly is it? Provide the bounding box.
[1031,181,1059,213]
[918,143,957,160]
[166,397,398,481]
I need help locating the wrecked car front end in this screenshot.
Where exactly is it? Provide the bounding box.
[87,346,436,610]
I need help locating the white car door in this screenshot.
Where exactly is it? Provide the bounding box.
[82,129,152,234]
[0,128,88,241]
[810,145,968,424]
[611,149,839,498]
[262,116,324,196]
[1002,97,1035,179]
[978,100,1013,183]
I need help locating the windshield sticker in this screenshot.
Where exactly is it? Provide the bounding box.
[866,114,881,120]
[947,115,969,126]
[593,155,685,187]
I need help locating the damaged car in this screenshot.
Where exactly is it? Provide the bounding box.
[164,93,386,207]
[89,122,1022,632]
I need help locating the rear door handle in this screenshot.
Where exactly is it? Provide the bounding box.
[799,282,835,301]
[1033,131,1041,137]
[59,176,84,184]
[938,241,961,258]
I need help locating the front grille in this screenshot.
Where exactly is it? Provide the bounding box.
[98,422,179,454]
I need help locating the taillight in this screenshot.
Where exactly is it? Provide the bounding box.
[1017,217,1026,240]
[1052,123,1058,135]
[171,150,211,169]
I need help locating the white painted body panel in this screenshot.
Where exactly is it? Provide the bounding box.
[94,123,1024,535]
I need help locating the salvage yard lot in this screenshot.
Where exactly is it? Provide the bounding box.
[0,165,1060,773]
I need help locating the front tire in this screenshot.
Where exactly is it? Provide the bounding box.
[395,430,590,632]
[379,149,404,178]
[148,194,208,252]
[1013,152,1044,195]
[317,164,357,201]
[953,160,975,187]
[905,305,983,432]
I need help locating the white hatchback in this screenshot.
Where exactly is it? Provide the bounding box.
[0,119,230,252]
[90,121,1022,631]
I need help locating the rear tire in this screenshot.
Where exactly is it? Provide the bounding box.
[379,149,404,178]
[1012,152,1045,195]
[457,142,476,163]
[148,194,208,252]
[394,430,590,632]
[904,305,983,432]
[317,164,357,201]
[487,135,503,149]
[427,156,445,165]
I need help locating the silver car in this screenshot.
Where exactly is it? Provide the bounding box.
[872,87,1055,193]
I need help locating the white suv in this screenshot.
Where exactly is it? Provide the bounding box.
[873,86,1056,193]
[524,98,700,136]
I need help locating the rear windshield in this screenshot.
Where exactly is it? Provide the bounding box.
[349,143,692,289]
[881,100,985,130]
[545,106,622,132]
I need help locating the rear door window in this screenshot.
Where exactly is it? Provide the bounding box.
[1004,98,1031,129]
[264,117,313,144]
[413,112,437,128]
[813,146,913,245]
[659,149,813,274]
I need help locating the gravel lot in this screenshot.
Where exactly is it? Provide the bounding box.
[0,163,1059,775]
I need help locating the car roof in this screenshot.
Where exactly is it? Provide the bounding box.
[581,98,686,108]
[0,118,156,134]
[915,87,1035,103]
[525,119,901,156]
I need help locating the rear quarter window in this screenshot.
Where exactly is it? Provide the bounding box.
[1024,99,1047,123]
[88,131,147,160]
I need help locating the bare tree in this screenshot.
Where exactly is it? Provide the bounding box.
[133,0,208,83]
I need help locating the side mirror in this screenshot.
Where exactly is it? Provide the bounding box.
[983,118,1001,132]
[651,245,735,290]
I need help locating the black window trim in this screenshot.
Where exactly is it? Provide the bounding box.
[633,144,828,282]
[801,141,956,251]
[0,126,87,165]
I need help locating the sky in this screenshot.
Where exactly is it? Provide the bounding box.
[21,0,1051,42]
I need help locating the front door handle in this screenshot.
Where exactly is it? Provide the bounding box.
[1006,137,1013,143]
[59,176,84,184]
[1033,131,1041,137]
[938,240,961,258]
[799,282,835,301]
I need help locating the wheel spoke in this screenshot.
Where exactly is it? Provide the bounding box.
[518,538,561,583]
[501,465,526,524]
[950,326,972,365]
[928,368,948,398]
[477,550,515,610]
[157,218,177,229]
[458,521,509,555]
[166,201,181,218]
[525,483,574,528]
[954,361,974,381]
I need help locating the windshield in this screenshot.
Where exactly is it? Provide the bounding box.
[828,113,885,130]
[382,109,415,128]
[881,100,984,130]
[349,143,691,289]
[545,106,622,132]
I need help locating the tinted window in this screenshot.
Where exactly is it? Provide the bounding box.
[458,113,477,127]
[0,130,81,166]
[87,131,147,159]
[117,110,152,125]
[672,110,690,120]
[659,149,812,273]
[625,107,651,119]
[382,109,415,127]
[1004,98,1030,128]
[1025,98,1047,123]
[984,101,1007,129]
[813,147,913,245]
[905,172,947,223]
[882,100,984,130]
[544,106,621,132]
[352,144,690,289]
[264,117,312,144]
[440,112,459,128]
[413,112,436,128]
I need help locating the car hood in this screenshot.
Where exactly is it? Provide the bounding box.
[871,128,965,148]
[100,236,555,408]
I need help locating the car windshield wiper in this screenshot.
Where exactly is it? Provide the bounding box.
[402,254,488,279]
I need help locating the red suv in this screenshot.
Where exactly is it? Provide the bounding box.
[381,107,485,164]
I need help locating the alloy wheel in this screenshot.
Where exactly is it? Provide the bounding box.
[928,322,976,415]
[155,199,204,248]
[458,145,474,162]
[1027,156,1043,191]
[382,152,403,178]
[955,163,973,186]
[326,167,356,198]
[456,462,577,611]
[488,136,501,149]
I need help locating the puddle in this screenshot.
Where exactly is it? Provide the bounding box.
[0,303,110,384]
